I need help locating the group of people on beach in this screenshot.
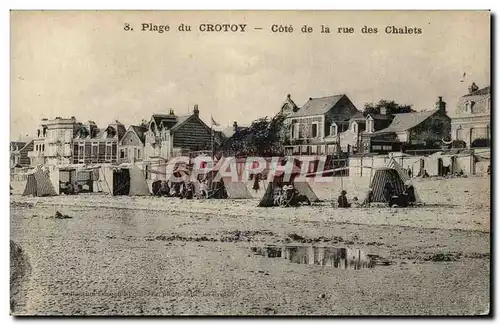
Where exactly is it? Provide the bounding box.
[336,181,417,208]
[152,179,199,199]
[272,184,311,207]
[152,177,216,200]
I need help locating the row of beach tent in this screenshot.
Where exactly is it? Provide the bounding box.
[18,157,421,206]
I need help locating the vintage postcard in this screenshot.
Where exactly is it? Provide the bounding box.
[10,10,491,316]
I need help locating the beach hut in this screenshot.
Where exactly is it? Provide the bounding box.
[199,158,253,199]
[22,167,57,197]
[386,157,422,203]
[104,164,150,196]
[369,167,406,203]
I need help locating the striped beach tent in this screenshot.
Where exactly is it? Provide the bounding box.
[22,167,57,197]
[387,157,422,203]
[369,168,405,203]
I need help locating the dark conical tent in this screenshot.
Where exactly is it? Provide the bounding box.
[128,164,150,196]
[258,180,319,207]
[386,157,422,203]
[22,167,57,197]
[369,167,405,203]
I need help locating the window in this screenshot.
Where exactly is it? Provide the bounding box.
[366,118,374,133]
[120,149,125,159]
[311,122,319,138]
[465,101,475,113]
[105,143,112,161]
[138,149,142,159]
[293,123,300,139]
[330,124,337,136]
[352,122,357,133]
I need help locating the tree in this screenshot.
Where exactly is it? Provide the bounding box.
[138,119,149,128]
[363,99,415,116]
[222,111,287,157]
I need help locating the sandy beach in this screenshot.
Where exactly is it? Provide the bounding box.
[10,176,490,316]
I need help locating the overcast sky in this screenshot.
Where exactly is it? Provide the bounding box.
[10,10,490,139]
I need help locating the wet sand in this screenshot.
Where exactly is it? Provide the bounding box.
[10,176,490,315]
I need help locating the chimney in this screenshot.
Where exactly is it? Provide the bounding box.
[468,82,479,94]
[169,109,175,115]
[380,107,387,115]
[436,96,446,113]
[233,121,238,132]
[193,104,199,117]
[287,94,291,99]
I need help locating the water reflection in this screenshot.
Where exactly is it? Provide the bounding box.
[252,245,374,269]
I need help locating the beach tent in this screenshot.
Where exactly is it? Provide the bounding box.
[128,164,150,196]
[109,164,150,196]
[201,158,253,199]
[22,167,57,197]
[386,157,422,203]
[258,179,319,207]
[369,167,405,203]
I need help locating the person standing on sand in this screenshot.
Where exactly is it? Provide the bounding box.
[338,190,350,208]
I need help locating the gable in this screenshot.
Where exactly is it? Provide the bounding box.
[120,130,143,146]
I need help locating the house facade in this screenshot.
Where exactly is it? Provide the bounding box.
[144,105,213,162]
[119,125,147,163]
[361,97,451,153]
[284,94,361,155]
[72,120,126,164]
[451,83,491,147]
[28,117,79,166]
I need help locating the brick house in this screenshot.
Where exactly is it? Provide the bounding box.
[284,94,361,155]
[72,120,127,164]
[451,83,491,147]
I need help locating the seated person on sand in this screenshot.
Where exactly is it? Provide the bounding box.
[61,181,74,195]
[183,181,194,199]
[337,190,350,208]
[389,193,410,208]
[273,186,283,206]
[351,197,362,208]
[286,185,311,207]
[362,188,373,207]
[198,180,208,199]
[403,181,416,206]
[383,182,394,207]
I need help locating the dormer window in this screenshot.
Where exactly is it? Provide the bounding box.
[330,124,338,136]
[352,122,358,133]
[366,116,374,133]
[465,101,475,113]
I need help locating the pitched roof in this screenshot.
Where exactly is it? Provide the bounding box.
[151,114,178,129]
[374,110,437,134]
[129,125,148,144]
[281,94,299,114]
[170,115,191,131]
[367,113,394,121]
[463,86,490,97]
[290,95,345,118]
